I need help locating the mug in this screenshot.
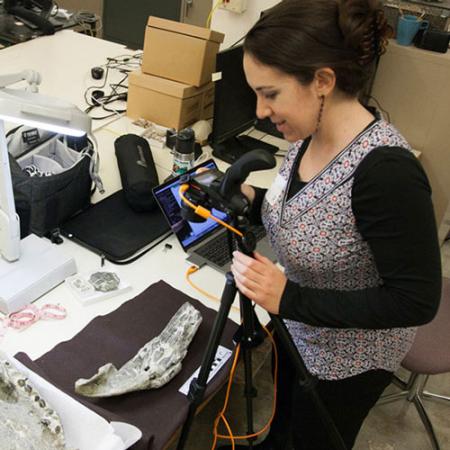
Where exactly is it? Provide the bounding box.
[397,14,429,46]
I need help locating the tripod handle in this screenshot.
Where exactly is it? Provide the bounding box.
[219,149,276,198]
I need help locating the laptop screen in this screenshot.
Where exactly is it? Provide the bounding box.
[152,160,229,251]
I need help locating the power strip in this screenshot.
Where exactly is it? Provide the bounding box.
[219,0,248,14]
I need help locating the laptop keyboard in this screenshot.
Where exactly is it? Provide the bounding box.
[195,225,267,267]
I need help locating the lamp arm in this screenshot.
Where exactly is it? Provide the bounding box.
[0,120,20,262]
[0,70,42,93]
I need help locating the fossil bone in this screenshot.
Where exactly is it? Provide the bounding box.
[0,356,68,450]
[75,302,202,397]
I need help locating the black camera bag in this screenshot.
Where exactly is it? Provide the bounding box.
[7,126,103,237]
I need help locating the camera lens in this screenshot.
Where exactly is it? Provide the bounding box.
[175,128,195,155]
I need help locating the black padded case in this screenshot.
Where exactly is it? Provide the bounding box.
[115,134,159,212]
[60,190,171,264]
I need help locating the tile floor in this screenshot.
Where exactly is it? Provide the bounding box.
[168,240,450,450]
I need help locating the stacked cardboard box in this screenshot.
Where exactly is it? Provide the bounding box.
[127,17,224,131]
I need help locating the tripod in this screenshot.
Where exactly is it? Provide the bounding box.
[176,228,347,450]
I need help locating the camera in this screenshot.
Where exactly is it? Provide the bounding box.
[179,149,276,225]
[180,168,241,223]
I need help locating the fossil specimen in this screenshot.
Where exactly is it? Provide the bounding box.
[89,271,120,292]
[75,302,202,397]
[0,357,68,450]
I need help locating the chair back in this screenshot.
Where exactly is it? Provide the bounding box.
[402,277,450,374]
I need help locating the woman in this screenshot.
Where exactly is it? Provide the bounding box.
[230,0,442,448]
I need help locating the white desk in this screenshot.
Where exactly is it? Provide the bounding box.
[0,30,136,131]
[1,31,284,361]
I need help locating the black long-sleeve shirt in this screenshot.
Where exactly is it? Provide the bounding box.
[252,146,442,330]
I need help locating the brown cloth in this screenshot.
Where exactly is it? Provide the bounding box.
[16,280,238,450]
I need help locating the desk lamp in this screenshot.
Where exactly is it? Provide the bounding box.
[0,70,89,313]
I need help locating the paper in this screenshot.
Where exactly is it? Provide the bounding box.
[178,345,232,396]
[4,354,142,450]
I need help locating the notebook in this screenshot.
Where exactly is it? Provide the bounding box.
[152,159,276,274]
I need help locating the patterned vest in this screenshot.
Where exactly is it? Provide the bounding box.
[261,120,417,380]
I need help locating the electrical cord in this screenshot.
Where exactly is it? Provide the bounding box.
[206,0,224,28]
[97,232,172,265]
[84,93,127,120]
[229,34,245,48]
[367,95,391,122]
[212,326,278,448]
[179,185,244,237]
[83,54,142,120]
[180,186,279,448]
[186,265,240,313]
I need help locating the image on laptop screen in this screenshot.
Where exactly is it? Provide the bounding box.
[152,160,230,251]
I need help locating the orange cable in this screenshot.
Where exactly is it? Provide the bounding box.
[178,186,279,448]
[185,266,240,314]
[212,326,279,446]
[185,263,279,447]
[179,184,243,238]
[211,343,241,449]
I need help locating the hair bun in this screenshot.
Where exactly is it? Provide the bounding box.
[338,0,392,65]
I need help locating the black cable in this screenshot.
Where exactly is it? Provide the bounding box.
[83,52,142,119]
[108,73,128,97]
[85,93,126,118]
[368,95,391,123]
[101,105,126,114]
[105,233,173,265]
[229,34,245,48]
[90,113,122,121]
[84,67,112,106]
[86,98,126,119]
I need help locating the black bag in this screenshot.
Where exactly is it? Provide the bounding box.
[414,28,450,53]
[114,134,159,212]
[7,127,103,237]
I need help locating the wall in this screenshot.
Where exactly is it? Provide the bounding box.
[371,41,450,242]
[57,0,103,17]
[211,0,279,48]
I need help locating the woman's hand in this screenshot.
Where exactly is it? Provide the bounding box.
[241,183,255,203]
[231,250,287,314]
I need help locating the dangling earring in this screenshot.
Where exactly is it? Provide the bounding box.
[315,95,325,134]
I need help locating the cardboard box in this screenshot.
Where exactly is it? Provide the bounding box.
[142,16,224,87]
[127,70,214,131]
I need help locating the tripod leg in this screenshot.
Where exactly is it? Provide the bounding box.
[177,273,238,450]
[238,293,263,447]
[269,315,347,450]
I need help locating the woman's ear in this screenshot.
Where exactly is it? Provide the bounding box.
[313,68,336,97]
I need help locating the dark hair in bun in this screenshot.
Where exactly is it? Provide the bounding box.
[243,0,392,96]
[339,0,391,66]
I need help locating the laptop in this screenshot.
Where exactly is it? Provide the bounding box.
[152,159,276,274]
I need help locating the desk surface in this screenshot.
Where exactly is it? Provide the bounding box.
[0,30,135,131]
[0,31,282,361]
